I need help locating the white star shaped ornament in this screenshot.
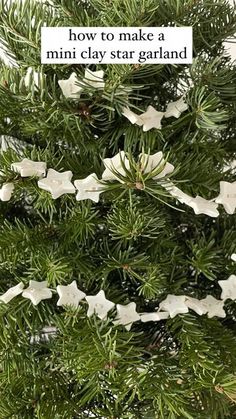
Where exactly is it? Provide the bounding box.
[114,302,140,330]
[200,295,226,318]
[83,69,105,89]
[215,181,236,215]
[164,184,193,205]
[122,107,143,126]
[164,97,188,119]
[38,169,75,199]
[139,152,174,179]
[58,72,83,99]
[218,275,236,301]
[85,290,115,320]
[102,151,130,182]
[24,67,41,89]
[139,106,164,131]
[74,173,103,203]
[0,282,24,304]
[140,311,169,322]
[185,296,208,316]
[11,158,46,177]
[57,280,86,308]
[159,294,189,318]
[0,183,14,201]
[22,281,52,306]
[188,196,219,217]
[231,254,236,262]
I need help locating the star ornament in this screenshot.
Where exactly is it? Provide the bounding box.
[83,69,105,89]
[57,280,86,308]
[218,275,236,301]
[121,107,143,126]
[85,290,115,320]
[164,184,193,205]
[74,173,103,203]
[0,183,14,202]
[114,302,140,330]
[139,106,164,131]
[215,181,236,215]
[164,96,188,119]
[0,282,24,304]
[22,280,52,306]
[140,311,169,322]
[38,169,75,199]
[102,151,130,183]
[58,72,83,99]
[185,296,208,316]
[200,295,226,318]
[188,196,219,217]
[159,294,189,318]
[231,254,236,262]
[11,158,46,178]
[139,152,174,179]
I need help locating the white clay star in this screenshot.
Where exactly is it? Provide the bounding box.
[22,280,52,306]
[200,295,226,318]
[38,169,75,199]
[218,275,236,301]
[139,106,164,131]
[102,151,130,182]
[164,184,193,205]
[121,107,143,126]
[164,185,220,217]
[0,183,14,201]
[0,282,24,304]
[58,72,83,99]
[122,105,164,131]
[74,173,103,203]
[24,67,41,88]
[57,280,86,308]
[140,311,169,322]
[11,158,46,177]
[114,302,140,330]
[188,196,219,217]
[139,152,174,179]
[159,295,189,318]
[215,181,236,215]
[231,254,236,262]
[164,97,188,119]
[85,290,115,320]
[185,296,208,316]
[83,69,105,89]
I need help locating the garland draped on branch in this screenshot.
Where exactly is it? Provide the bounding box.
[0,151,235,217]
[0,272,236,331]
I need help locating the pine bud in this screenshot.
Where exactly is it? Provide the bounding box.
[135,182,144,190]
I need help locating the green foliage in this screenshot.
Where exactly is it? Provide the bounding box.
[107,197,166,241]
[189,87,229,131]
[187,234,222,281]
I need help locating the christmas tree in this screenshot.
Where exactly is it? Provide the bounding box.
[0,0,236,417]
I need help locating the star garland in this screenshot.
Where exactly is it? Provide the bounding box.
[1,70,235,332]
[0,272,235,330]
[1,152,235,218]
[25,66,189,132]
[122,96,188,131]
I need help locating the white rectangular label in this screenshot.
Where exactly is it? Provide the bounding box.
[41,27,192,64]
